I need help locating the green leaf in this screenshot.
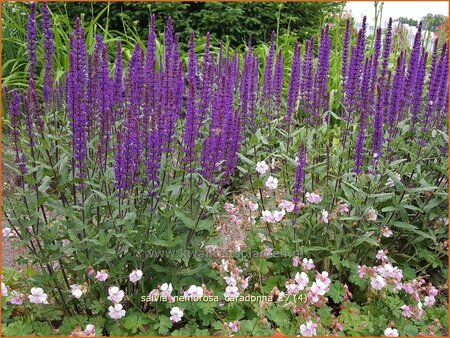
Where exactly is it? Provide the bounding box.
[155,315,172,335]
[329,281,345,303]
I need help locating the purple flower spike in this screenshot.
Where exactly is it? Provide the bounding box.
[8,89,28,175]
[293,143,307,212]
[67,18,88,182]
[42,2,55,105]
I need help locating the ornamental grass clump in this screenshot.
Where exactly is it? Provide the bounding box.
[2,2,448,336]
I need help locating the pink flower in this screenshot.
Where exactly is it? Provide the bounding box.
[319,210,329,224]
[108,304,126,320]
[185,285,204,299]
[224,276,237,287]
[83,324,96,336]
[28,287,48,304]
[256,161,269,175]
[339,203,350,214]
[265,176,278,190]
[384,328,399,337]
[305,192,322,204]
[381,226,393,237]
[129,270,143,284]
[401,305,413,317]
[261,210,274,223]
[357,265,367,278]
[367,207,377,222]
[376,250,388,262]
[240,277,250,290]
[294,272,309,290]
[302,258,315,270]
[272,209,285,222]
[310,281,327,296]
[293,256,301,267]
[424,295,435,307]
[70,284,83,299]
[261,247,273,258]
[370,275,386,290]
[279,200,295,212]
[2,282,8,296]
[107,286,125,304]
[160,283,173,298]
[224,285,240,299]
[169,307,184,323]
[299,321,318,336]
[286,283,301,295]
[428,286,439,297]
[95,270,109,282]
[228,321,240,333]
[317,271,331,287]
[10,291,24,305]
[248,201,259,212]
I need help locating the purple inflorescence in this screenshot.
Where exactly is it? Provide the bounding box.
[293,143,307,212]
[42,2,55,105]
[67,18,88,181]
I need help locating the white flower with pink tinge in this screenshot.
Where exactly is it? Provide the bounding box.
[367,207,377,222]
[160,283,173,298]
[95,270,109,282]
[108,304,126,320]
[279,200,295,212]
[83,324,96,336]
[265,176,278,190]
[294,272,309,290]
[320,210,329,224]
[376,249,388,262]
[401,305,413,317]
[292,256,301,267]
[184,285,204,299]
[272,209,285,222]
[10,291,24,305]
[70,284,83,299]
[224,285,239,299]
[28,287,48,304]
[370,275,386,290]
[424,295,436,307]
[302,258,315,270]
[384,328,399,337]
[381,226,393,237]
[255,161,269,175]
[170,307,184,323]
[129,269,143,284]
[261,210,274,223]
[2,282,8,296]
[107,286,125,304]
[228,321,240,333]
[299,321,318,336]
[286,283,301,295]
[224,276,237,287]
[305,192,322,204]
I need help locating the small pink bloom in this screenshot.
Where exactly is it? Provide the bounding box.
[228,321,240,333]
[384,328,399,337]
[293,256,301,267]
[305,192,322,204]
[129,270,143,284]
[279,200,295,212]
[95,270,109,282]
[169,307,184,323]
[302,258,315,270]
[108,304,126,320]
[424,295,435,307]
[401,305,413,317]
